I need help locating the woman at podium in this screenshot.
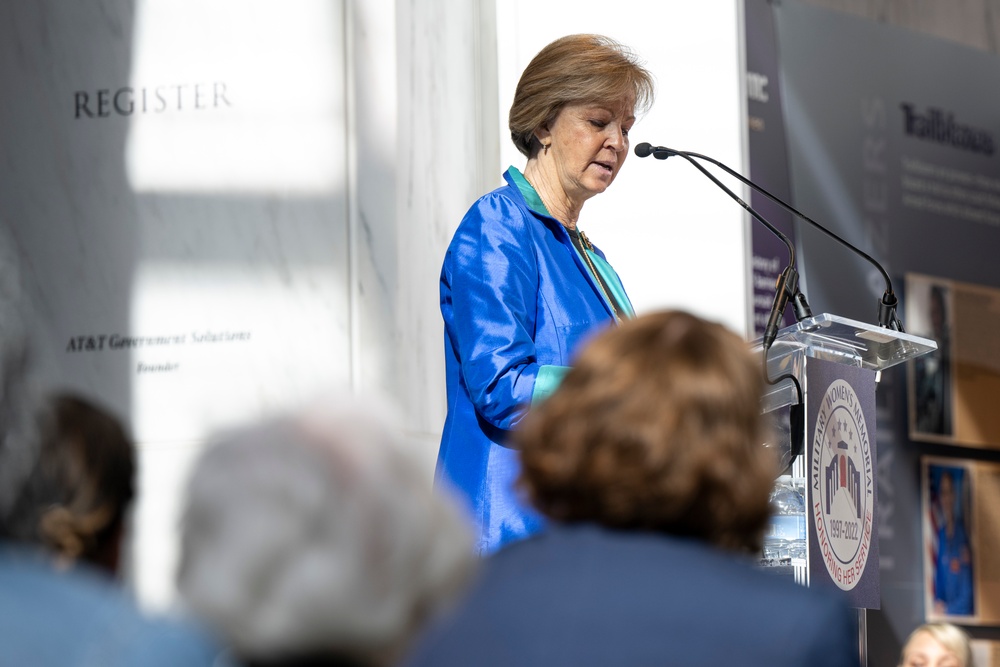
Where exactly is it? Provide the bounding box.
[435,34,654,554]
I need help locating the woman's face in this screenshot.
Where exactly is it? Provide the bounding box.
[537,101,634,204]
[901,631,962,667]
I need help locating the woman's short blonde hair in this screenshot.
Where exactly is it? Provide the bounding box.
[515,310,777,554]
[509,34,655,158]
[899,623,972,667]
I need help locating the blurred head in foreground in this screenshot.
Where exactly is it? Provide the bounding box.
[177,395,476,667]
[4,392,134,574]
[899,622,972,667]
[516,309,777,553]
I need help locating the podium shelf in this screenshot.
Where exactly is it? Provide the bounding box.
[751,313,937,414]
[750,312,937,372]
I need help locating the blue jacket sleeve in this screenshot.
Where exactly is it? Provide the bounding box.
[443,195,543,430]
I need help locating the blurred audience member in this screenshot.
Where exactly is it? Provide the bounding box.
[177,394,476,667]
[899,622,972,667]
[6,392,134,574]
[0,238,221,665]
[404,310,860,667]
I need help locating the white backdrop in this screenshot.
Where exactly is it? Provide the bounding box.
[496,1,752,335]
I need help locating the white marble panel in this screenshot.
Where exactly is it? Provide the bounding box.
[391,0,501,458]
[130,440,204,611]
[127,0,346,194]
[350,0,399,406]
[0,0,354,608]
[1,0,352,442]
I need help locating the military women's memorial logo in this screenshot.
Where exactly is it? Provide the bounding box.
[811,379,874,591]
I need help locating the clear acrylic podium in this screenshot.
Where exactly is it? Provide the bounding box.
[755,312,937,423]
[751,313,937,667]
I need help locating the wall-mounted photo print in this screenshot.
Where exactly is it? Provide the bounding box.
[908,274,1000,449]
[909,280,953,437]
[923,457,1000,625]
[925,463,974,617]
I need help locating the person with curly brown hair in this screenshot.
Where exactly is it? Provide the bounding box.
[407,310,860,667]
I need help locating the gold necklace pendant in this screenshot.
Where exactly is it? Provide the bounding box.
[576,230,621,324]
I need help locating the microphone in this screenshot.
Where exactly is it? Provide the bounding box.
[634,142,656,158]
[633,142,904,332]
[633,142,811,353]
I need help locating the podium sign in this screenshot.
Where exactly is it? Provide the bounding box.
[755,313,936,611]
[806,358,879,608]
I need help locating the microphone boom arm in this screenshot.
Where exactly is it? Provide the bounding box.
[636,144,811,352]
[644,146,797,268]
[637,143,904,331]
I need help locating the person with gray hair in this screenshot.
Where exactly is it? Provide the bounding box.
[177,394,476,667]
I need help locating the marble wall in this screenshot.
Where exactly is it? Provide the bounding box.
[4,0,365,607]
[0,0,750,607]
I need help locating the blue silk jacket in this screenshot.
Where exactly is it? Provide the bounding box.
[438,167,633,554]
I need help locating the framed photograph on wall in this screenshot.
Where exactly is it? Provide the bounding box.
[923,459,974,619]
[923,457,1000,625]
[907,276,953,441]
[908,274,1000,449]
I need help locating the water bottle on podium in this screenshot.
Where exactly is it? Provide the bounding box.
[762,475,806,566]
